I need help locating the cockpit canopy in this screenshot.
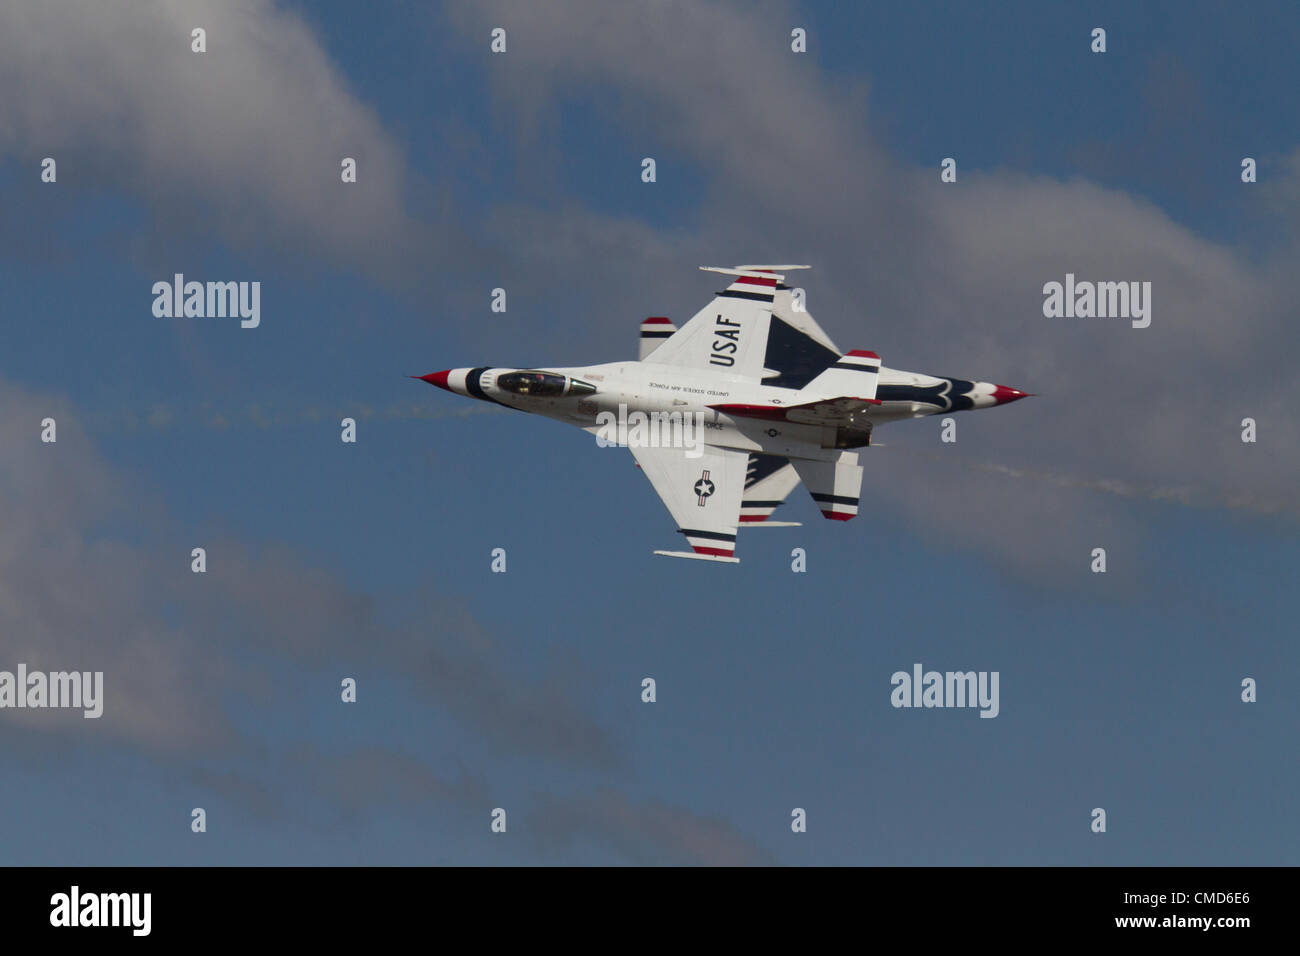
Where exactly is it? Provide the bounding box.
[497,370,597,398]
[498,371,566,397]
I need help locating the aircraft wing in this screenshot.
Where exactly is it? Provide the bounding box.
[645,266,849,391]
[630,443,748,563]
[642,267,782,381]
[734,264,840,355]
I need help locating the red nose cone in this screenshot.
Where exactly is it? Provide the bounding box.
[415,370,451,391]
[991,384,1033,405]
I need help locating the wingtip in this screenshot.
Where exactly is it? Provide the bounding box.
[653,550,741,564]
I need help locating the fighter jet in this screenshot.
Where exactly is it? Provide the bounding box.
[416,266,1031,563]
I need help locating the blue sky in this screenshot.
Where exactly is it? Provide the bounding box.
[0,0,1296,865]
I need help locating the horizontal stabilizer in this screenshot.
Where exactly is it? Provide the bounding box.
[801,350,882,401]
[792,452,864,521]
[639,317,675,360]
[741,453,801,524]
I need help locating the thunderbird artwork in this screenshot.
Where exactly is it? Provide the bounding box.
[416,266,1031,563]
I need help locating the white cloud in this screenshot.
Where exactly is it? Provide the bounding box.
[0,0,428,280]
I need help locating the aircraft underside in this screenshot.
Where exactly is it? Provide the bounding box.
[417,265,1030,562]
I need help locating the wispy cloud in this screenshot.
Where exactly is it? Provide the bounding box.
[889,445,1300,519]
[528,787,778,866]
[0,376,616,781]
[0,0,434,284]
[82,400,507,434]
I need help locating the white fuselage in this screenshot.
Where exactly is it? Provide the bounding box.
[437,360,1017,462]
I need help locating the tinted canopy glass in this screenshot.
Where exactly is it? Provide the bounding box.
[497,371,568,397]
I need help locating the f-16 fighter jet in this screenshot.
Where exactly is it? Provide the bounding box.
[416,266,1031,563]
